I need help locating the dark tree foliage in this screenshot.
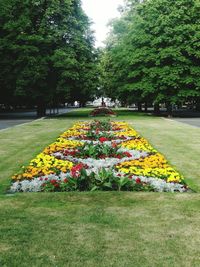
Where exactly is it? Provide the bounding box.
[0,0,98,116]
[102,0,200,112]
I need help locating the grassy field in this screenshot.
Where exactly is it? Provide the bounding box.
[0,109,200,267]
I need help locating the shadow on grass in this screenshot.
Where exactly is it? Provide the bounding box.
[53,108,152,119]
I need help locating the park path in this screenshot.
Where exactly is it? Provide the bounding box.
[172,118,200,128]
[0,107,72,130]
[0,119,33,130]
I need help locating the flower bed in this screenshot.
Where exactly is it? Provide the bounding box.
[89,107,116,117]
[10,120,188,193]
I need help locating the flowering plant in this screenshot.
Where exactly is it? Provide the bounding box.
[90,107,116,117]
[10,120,188,193]
[58,142,133,160]
[40,167,154,192]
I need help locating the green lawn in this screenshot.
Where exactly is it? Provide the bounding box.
[0,109,200,267]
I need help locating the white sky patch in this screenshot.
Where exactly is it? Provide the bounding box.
[82,0,124,47]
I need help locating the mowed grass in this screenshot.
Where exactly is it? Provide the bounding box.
[0,108,200,267]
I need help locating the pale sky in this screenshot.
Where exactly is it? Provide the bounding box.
[82,0,124,47]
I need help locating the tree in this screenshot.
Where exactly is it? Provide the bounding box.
[101,0,200,113]
[0,0,98,116]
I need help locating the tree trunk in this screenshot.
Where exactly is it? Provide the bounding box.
[196,98,200,111]
[144,102,148,112]
[166,103,173,117]
[154,103,160,114]
[79,102,84,107]
[138,102,142,112]
[37,100,46,117]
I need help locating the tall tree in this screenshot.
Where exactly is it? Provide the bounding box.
[102,0,200,113]
[0,0,98,115]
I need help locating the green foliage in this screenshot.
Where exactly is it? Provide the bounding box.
[71,143,130,160]
[101,0,200,109]
[42,167,154,192]
[0,0,98,113]
[90,120,113,131]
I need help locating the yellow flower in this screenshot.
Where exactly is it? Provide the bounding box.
[117,153,183,182]
[12,153,73,181]
[121,138,157,152]
[43,139,83,154]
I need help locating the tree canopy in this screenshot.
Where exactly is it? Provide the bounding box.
[101,0,200,112]
[1,0,200,115]
[0,0,98,115]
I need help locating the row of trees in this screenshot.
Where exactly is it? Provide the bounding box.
[101,0,200,113]
[0,0,98,116]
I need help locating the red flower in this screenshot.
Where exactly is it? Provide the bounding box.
[70,151,76,156]
[135,178,141,184]
[99,137,109,143]
[63,178,68,183]
[123,152,132,158]
[76,163,84,171]
[71,163,84,177]
[50,179,57,184]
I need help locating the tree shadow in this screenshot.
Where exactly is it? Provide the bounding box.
[52,108,151,119]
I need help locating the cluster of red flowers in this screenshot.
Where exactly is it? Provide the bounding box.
[63,150,78,157]
[117,174,141,184]
[114,152,132,159]
[50,179,60,187]
[90,107,116,117]
[99,137,109,143]
[41,177,69,190]
[71,163,86,178]
[135,178,142,184]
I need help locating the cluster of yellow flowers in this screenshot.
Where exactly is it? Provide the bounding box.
[12,153,73,181]
[112,122,139,137]
[70,122,90,130]
[111,121,127,128]
[12,123,87,181]
[60,130,85,138]
[115,129,139,137]
[117,153,183,183]
[43,138,83,154]
[121,138,157,152]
